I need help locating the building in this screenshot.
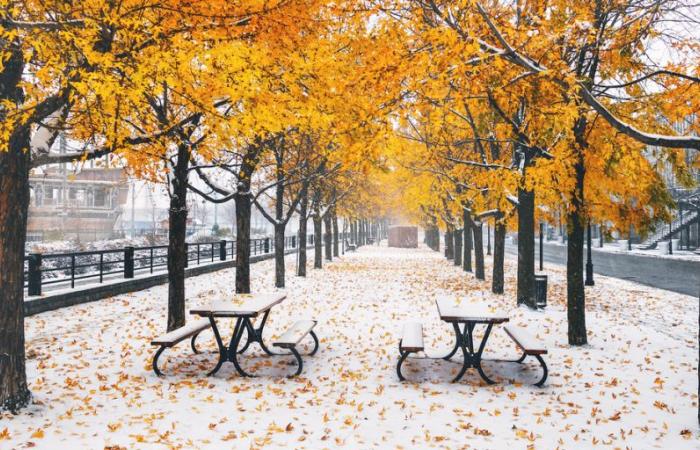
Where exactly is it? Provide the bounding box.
[28,165,129,242]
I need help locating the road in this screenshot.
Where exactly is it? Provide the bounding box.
[505,241,700,297]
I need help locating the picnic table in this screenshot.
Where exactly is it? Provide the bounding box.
[190,292,287,377]
[436,297,509,384]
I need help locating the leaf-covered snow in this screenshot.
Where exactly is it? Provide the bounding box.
[2,244,698,448]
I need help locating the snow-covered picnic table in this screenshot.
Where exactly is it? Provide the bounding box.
[190,292,287,377]
[436,298,510,384]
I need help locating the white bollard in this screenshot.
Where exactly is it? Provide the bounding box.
[657,240,671,255]
[618,240,629,251]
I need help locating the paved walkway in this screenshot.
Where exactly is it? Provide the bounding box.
[505,241,700,296]
[3,244,698,448]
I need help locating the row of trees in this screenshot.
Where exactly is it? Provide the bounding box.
[0,0,396,413]
[1,0,697,418]
[373,0,698,337]
[371,0,698,420]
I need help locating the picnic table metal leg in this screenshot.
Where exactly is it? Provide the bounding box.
[229,317,254,377]
[533,354,548,387]
[452,323,470,382]
[451,322,497,384]
[237,310,275,356]
[207,316,227,376]
[309,330,320,356]
[474,323,496,385]
[466,323,475,353]
[289,346,304,377]
[236,322,252,355]
[396,347,410,382]
[443,323,462,361]
[152,346,166,377]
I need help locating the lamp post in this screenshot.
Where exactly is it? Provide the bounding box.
[585,221,594,286]
[539,222,544,271]
[679,204,684,250]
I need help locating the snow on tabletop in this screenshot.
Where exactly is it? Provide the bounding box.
[1,244,698,449]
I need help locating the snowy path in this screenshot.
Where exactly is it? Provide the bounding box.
[2,244,699,449]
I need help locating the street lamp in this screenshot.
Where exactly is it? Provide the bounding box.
[539,222,544,271]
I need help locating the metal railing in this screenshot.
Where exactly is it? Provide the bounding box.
[24,234,320,296]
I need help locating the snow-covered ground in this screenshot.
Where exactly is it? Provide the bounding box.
[2,244,698,448]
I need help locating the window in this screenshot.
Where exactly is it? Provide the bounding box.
[94,189,106,207]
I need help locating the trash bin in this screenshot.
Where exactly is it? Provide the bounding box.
[535,275,547,308]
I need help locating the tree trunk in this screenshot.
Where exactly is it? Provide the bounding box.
[166,143,189,331]
[235,191,252,293]
[332,212,339,256]
[297,189,308,277]
[445,230,454,259]
[492,221,506,294]
[517,187,536,308]
[359,220,365,246]
[324,214,332,261]
[313,214,323,269]
[567,145,588,345]
[274,223,285,287]
[473,222,485,280]
[0,127,32,412]
[454,228,462,266]
[463,209,473,272]
[271,151,287,288]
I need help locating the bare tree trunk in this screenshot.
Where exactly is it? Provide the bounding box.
[492,221,506,294]
[273,163,286,287]
[297,188,308,277]
[332,211,339,256]
[463,209,473,272]
[0,125,32,412]
[166,143,189,331]
[567,137,587,346]
[473,222,485,280]
[313,213,323,269]
[324,214,332,261]
[274,223,285,287]
[235,191,252,293]
[359,220,365,246]
[517,187,536,308]
[445,230,454,259]
[454,227,462,266]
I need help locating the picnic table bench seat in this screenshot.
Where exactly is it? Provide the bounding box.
[397,322,424,381]
[504,325,548,386]
[151,318,212,376]
[344,240,357,251]
[273,320,319,377]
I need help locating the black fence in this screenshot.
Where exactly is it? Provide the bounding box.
[24,234,318,296]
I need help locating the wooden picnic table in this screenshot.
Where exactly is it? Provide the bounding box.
[190,292,286,377]
[436,297,509,384]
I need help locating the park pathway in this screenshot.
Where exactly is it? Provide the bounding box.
[4,243,699,449]
[505,240,700,296]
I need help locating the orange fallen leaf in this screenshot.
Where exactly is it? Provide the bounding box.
[30,429,45,439]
